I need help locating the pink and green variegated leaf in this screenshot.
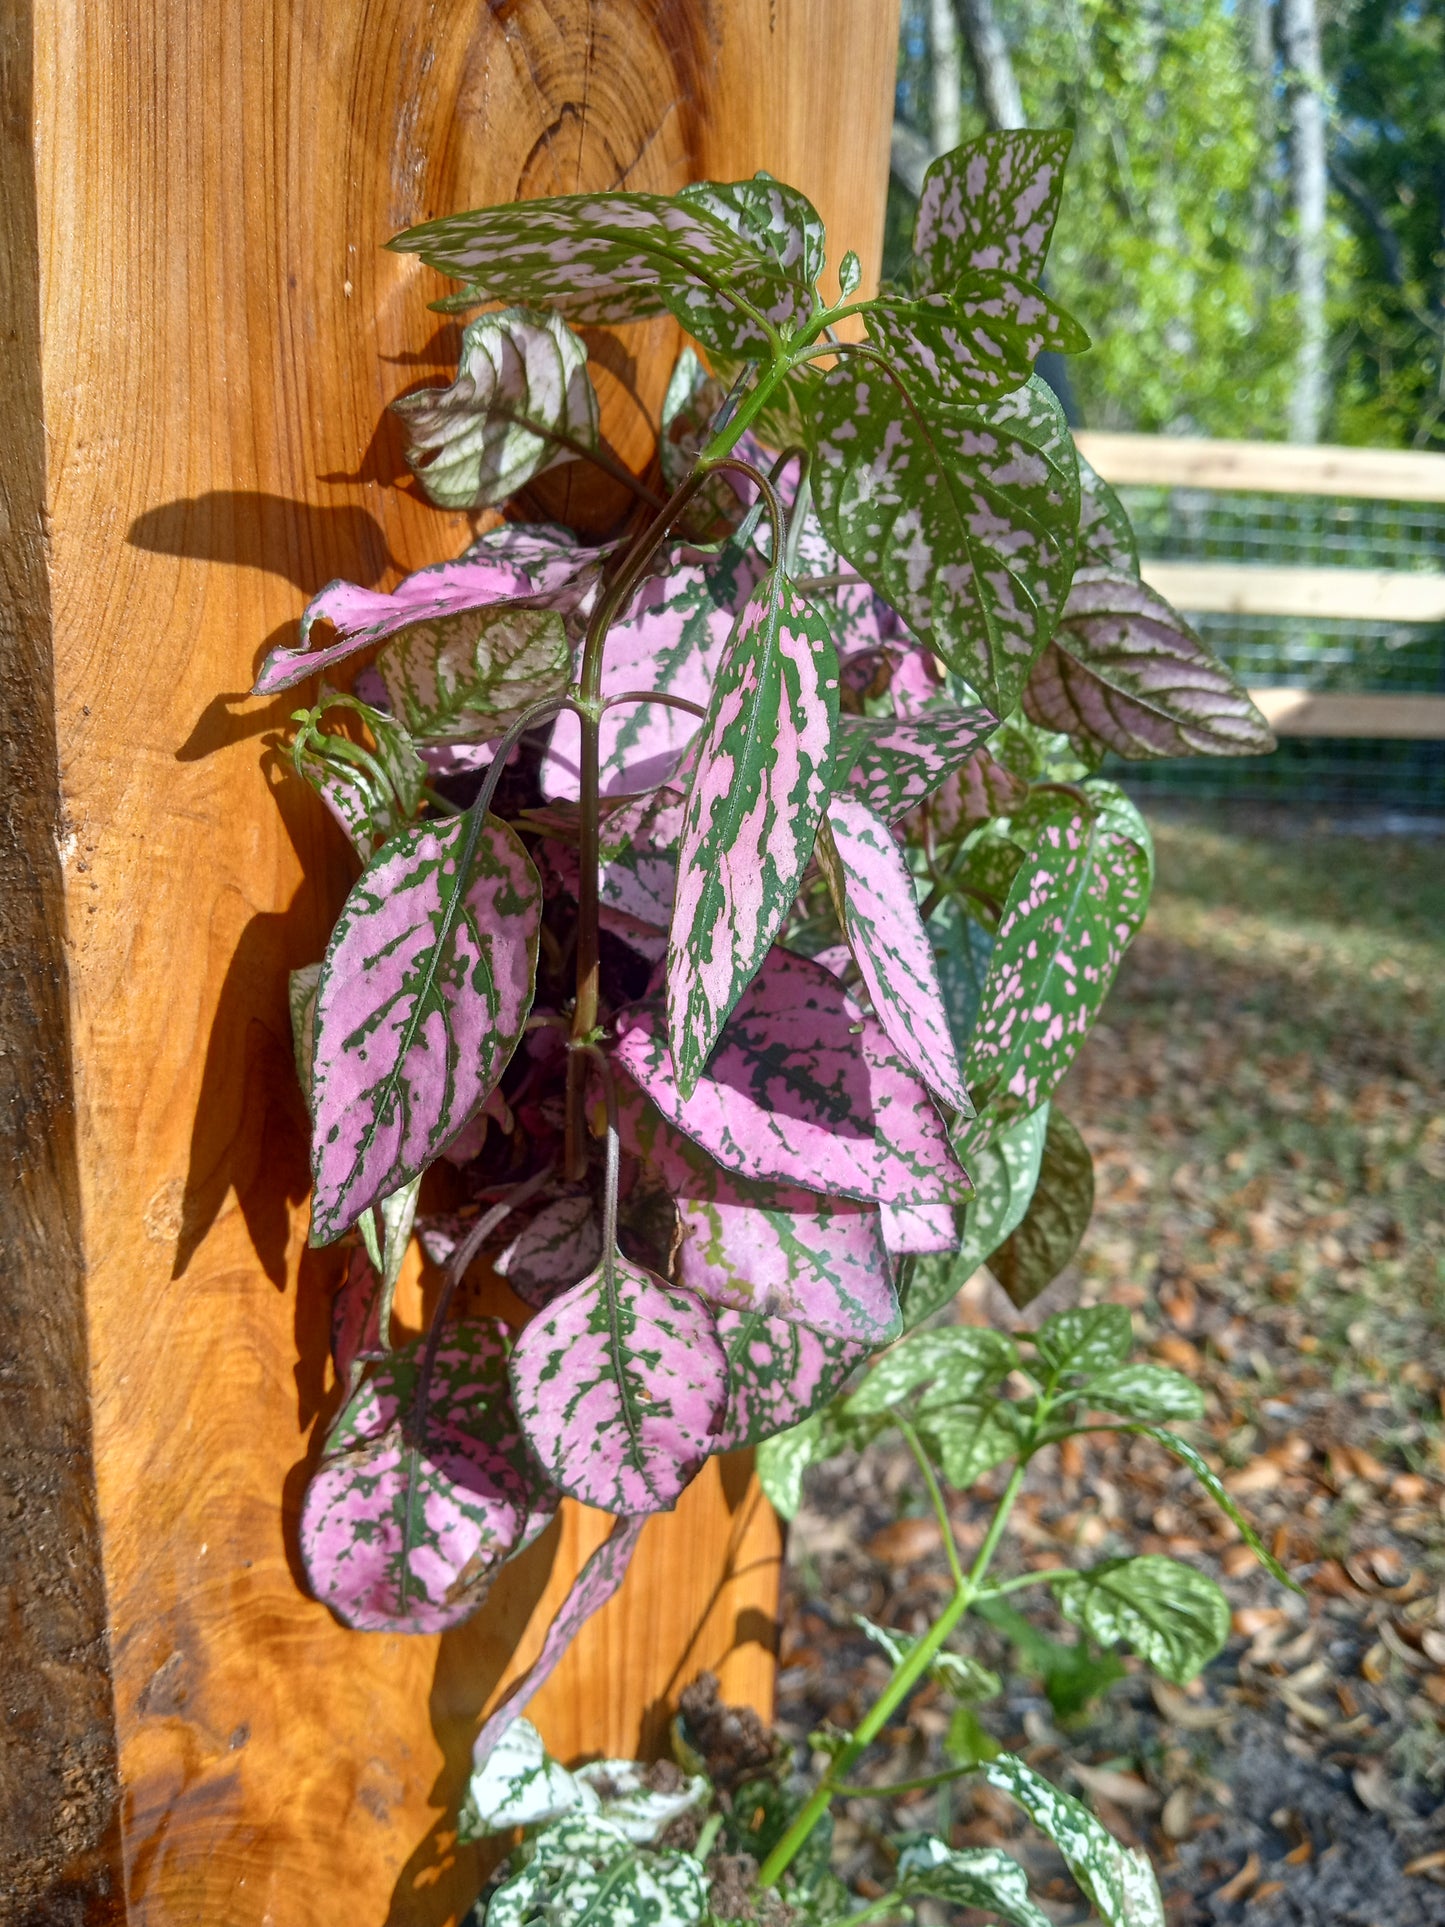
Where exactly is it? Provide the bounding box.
[289,962,322,1111]
[389,192,813,357]
[616,946,969,1210]
[377,604,571,743]
[812,370,1079,717]
[618,1082,900,1343]
[390,307,599,511]
[256,523,601,694]
[1024,569,1276,762]
[598,791,685,929]
[836,706,1000,824]
[543,544,766,801]
[920,748,1030,842]
[309,813,541,1244]
[331,1248,385,1389]
[913,130,1073,287]
[711,1309,868,1453]
[864,277,1088,405]
[678,176,826,286]
[509,1250,727,1514]
[966,791,1152,1124]
[496,1194,603,1310]
[817,792,969,1111]
[293,696,428,855]
[472,1516,646,1762]
[300,1317,555,1633]
[667,572,840,1096]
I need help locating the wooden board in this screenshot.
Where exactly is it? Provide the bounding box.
[1078,430,1445,503]
[1,3,900,1922]
[1140,561,1445,624]
[1250,689,1445,739]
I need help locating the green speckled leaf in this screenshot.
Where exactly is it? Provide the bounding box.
[377,605,571,744]
[845,1326,1017,1417]
[812,369,1078,716]
[1079,1364,1205,1424]
[865,276,1087,405]
[984,1751,1166,1927]
[1053,1555,1231,1684]
[897,1837,1052,1927]
[1034,1304,1133,1379]
[900,1104,1050,1328]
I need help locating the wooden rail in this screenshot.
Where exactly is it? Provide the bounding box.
[1078,433,1445,743]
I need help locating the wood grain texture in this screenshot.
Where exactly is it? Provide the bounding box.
[9,3,900,1922]
[1078,430,1445,503]
[1250,689,1445,738]
[1140,560,1445,623]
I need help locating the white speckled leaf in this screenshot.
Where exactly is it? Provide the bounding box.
[898,1838,1052,1927]
[914,130,1073,286]
[377,603,571,743]
[308,813,540,1243]
[391,307,599,510]
[667,571,839,1095]
[509,1249,727,1514]
[985,1752,1165,1927]
[817,791,969,1109]
[390,190,814,357]
[845,1326,1018,1417]
[458,1718,582,1839]
[679,174,826,284]
[495,1193,603,1310]
[965,793,1151,1124]
[812,370,1079,716]
[1054,1556,1231,1685]
[485,1814,709,1927]
[866,277,1088,404]
[572,1760,711,1845]
[1075,456,1139,573]
[1024,568,1276,762]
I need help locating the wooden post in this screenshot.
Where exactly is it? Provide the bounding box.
[0,3,899,1921]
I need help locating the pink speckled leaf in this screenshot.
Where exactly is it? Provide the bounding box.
[667,572,840,1096]
[879,1200,961,1257]
[300,1317,556,1633]
[331,1248,385,1390]
[914,130,1073,286]
[1075,456,1139,574]
[376,604,571,744]
[836,706,1000,823]
[711,1309,869,1453]
[817,791,969,1111]
[390,307,599,511]
[496,1194,603,1310]
[509,1249,727,1514]
[812,371,1079,717]
[255,523,600,694]
[865,277,1088,406]
[472,1515,646,1761]
[597,791,685,930]
[1024,569,1276,762]
[390,191,814,357]
[966,790,1152,1124]
[309,813,540,1243]
[617,947,968,1210]
[543,544,765,800]
[923,747,1031,841]
[618,1083,900,1343]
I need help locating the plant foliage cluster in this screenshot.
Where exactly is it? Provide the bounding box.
[261,131,1278,1919]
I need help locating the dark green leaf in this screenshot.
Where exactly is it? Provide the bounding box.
[1053,1555,1231,1684]
[898,1105,1050,1329]
[1080,1364,1205,1424]
[1034,1304,1133,1379]
[987,1109,1094,1310]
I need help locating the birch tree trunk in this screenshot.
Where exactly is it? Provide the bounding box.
[954,0,1024,132]
[1278,0,1329,441]
[930,0,963,156]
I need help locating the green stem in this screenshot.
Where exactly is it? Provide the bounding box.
[834,1763,976,1800]
[756,1458,1030,1889]
[898,1420,965,1592]
[973,1566,1075,1602]
[817,1893,912,1927]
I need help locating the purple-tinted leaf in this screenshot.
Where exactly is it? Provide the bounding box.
[509,1250,727,1514]
[472,1515,646,1762]
[1024,569,1276,762]
[543,544,765,800]
[865,277,1088,405]
[377,604,571,743]
[255,523,601,694]
[966,793,1151,1123]
[301,1317,555,1633]
[390,191,813,358]
[812,371,1079,717]
[879,1200,960,1257]
[817,791,969,1110]
[309,813,541,1243]
[667,573,840,1096]
[599,791,686,929]
[391,307,599,511]
[496,1194,603,1310]
[836,706,999,823]
[921,748,1029,842]
[914,130,1073,286]
[616,946,969,1210]
[711,1309,868,1453]
[618,1082,899,1343]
